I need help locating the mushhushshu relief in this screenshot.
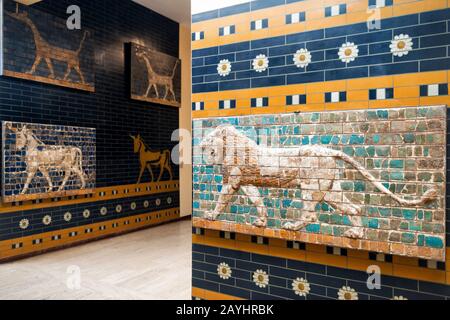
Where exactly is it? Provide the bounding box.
[130,43,181,108]
[2,0,95,91]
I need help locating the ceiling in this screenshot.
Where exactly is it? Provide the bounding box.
[133,0,191,24]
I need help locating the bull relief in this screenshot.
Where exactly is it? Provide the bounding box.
[2,121,96,202]
[192,106,447,261]
[2,1,95,91]
[130,43,181,108]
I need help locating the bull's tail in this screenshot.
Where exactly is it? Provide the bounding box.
[335,151,438,206]
[164,150,170,166]
[76,31,90,54]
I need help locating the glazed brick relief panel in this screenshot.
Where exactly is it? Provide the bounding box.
[2,121,96,202]
[192,106,447,261]
[2,0,95,91]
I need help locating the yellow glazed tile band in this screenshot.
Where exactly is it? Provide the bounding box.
[192,71,450,118]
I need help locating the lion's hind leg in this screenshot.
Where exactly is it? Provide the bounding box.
[324,192,364,239]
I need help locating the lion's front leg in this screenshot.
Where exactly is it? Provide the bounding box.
[241,185,267,227]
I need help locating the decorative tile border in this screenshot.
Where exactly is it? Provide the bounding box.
[0,207,180,261]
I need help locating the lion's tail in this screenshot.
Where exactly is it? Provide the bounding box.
[335,151,437,206]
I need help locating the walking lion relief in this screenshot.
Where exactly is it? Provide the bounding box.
[2,122,96,202]
[130,43,181,108]
[193,106,447,260]
[2,1,95,91]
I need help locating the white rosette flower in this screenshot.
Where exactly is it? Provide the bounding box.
[338,42,359,63]
[217,59,232,77]
[293,49,312,68]
[390,34,413,57]
[252,54,269,72]
[253,269,269,288]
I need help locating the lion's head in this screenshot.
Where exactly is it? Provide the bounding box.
[199,125,228,165]
[199,124,259,166]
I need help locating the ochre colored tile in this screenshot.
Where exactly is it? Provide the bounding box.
[306,243,327,253]
[393,256,419,266]
[347,257,393,276]
[306,251,347,268]
[268,245,307,261]
[393,264,446,284]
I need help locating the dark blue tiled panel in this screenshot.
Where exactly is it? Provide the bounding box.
[251,76,286,88]
[325,22,368,38]
[326,67,369,81]
[420,33,450,48]
[286,29,325,44]
[252,253,286,267]
[370,61,419,76]
[192,278,219,292]
[287,71,325,85]
[220,42,251,54]
[252,36,286,50]
[220,284,251,299]
[420,8,450,23]
[420,57,450,72]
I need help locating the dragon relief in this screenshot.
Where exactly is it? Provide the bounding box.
[199,125,438,239]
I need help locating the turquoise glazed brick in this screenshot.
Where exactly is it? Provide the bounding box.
[401,233,416,244]
[417,234,425,246]
[402,209,416,220]
[425,236,444,249]
[390,160,404,169]
[368,219,379,229]
[305,224,321,233]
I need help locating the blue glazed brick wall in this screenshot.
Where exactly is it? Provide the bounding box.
[1,0,180,187]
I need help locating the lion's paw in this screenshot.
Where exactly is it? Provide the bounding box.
[253,218,267,228]
[344,227,364,239]
[203,211,218,221]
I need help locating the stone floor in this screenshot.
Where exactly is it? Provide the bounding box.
[0,219,192,300]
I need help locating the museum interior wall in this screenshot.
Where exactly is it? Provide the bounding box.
[0,0,184,261]
[191,0,450,300]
